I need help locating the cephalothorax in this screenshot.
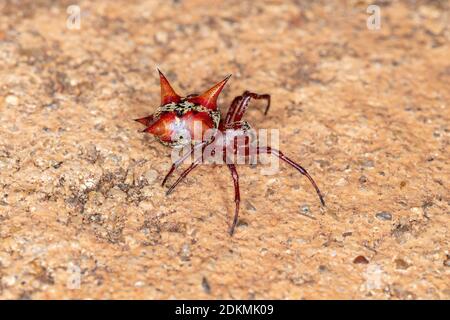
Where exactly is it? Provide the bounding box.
[135,69,325,235]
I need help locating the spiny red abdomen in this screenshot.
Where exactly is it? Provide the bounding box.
[135,70,229,147]
[144,102,220,146]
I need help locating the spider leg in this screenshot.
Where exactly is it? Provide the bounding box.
[226,163,240,236]
[165,156,202,196]
[161,141,207,187]
[224,120,250,131]
[224,96,244,127]
[256,146,325,206]
[225,91,271,126]
[240,91,271,117]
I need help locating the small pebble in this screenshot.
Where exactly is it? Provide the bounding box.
[84,144,98,163]
[410,207,421,214]
[342,231,352,237]
[353,255,369,264]
[299,204,316,220]
[236,219,248,228]
[359,175,367,184]
[361,159,374,168]
[52,161,63,169]
[155,31,168,44]
[81,178,96,191]
[300,204,310,213]
[444,256,450,267]
[139,200,154,211]
[318,265,328,272]
[245,200,256,211]
[2,275,16,286]
[201,276,211,294]
[180,243,191,261]
[394,258,410,270]
[335,178,347,186]
[375,211,392,221]
[144,169,158,184]
[45,103,59,110]
[5,95,18,106]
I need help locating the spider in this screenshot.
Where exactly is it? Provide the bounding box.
[134,69,325,235]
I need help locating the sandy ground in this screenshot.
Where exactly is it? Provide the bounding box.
[0,0,449,299]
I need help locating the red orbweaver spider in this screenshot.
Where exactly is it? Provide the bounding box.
[134,69,325,235]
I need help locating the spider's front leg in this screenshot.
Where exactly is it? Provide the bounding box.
[164,136,221,195]
[162,130,221,187]
[224,91,271,125]
[161,141,207,187]
[165,156,202,195]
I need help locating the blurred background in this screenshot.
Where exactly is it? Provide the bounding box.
[0,0,448,299]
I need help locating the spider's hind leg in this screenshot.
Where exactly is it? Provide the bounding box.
[226,163,240,236]
[256,146,325,206]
